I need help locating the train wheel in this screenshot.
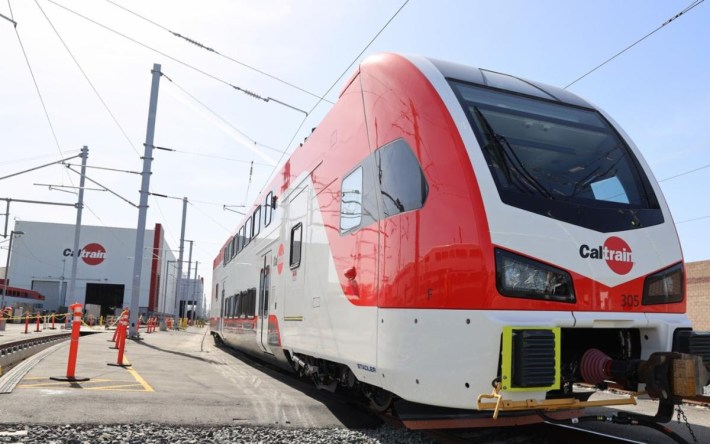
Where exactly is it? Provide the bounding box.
[367,387,394,412]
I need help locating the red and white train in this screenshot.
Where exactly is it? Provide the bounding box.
[210,53,709,424]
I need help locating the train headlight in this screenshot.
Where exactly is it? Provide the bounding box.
[495,249,575,303]
[643,262,684,305]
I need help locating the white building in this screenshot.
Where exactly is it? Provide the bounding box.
[6,220,178,317]
[176,276,205,320]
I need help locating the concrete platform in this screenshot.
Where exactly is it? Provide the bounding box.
[0,326,377,428]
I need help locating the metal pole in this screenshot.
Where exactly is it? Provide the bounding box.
[68,146,89,308]
[161,260,172,315]
[128,63,161,338]
[173,197,187,328]
[191,261,198,321]
[185,240,193,321]
[160,260,173,331]
[1,232,16,310]
[3,200,9,238]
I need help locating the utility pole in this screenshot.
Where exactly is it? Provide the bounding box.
[67,146,89,308]
[173,197,187,328]
[128,63,161,338]
[192,261,199,321]
[185,240,193,321]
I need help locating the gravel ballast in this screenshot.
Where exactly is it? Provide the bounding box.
[0,423,436,444]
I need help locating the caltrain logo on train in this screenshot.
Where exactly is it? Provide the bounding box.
[579,236,633,275]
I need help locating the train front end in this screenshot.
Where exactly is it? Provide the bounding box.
[377,55,710,422]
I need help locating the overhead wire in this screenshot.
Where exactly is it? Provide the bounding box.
[101,0,330,104]
[34,0,140,155]
[565,0,705,89]
[165,148,272,167]
[658,162,710,183]
[260,0,411,193]
[676,215,710,225]
[159,72,283,156]
[9,0,72,186]
[149,195,180,247]
[46,0,307,116]
[63,164,137,207]
[0,149,81,167]
[188,201,233,233]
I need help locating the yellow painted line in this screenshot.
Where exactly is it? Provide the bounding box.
[122,355,154,392]
[85,383,145,391]
[17,379,112,388]
[125,366,154,392]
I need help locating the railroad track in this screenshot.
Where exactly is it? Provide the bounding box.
[424,422,647,443]
[0,333,71,376]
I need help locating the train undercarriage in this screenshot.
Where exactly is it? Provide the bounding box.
[281,326,710,443]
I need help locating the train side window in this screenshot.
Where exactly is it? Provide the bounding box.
[247,288,256,317]
[340,167,363,233]
[235,292,243,318]
[237,226,245,253]
[290,223,303,268]
[253,206,261,238]
[376,139,428,217]
[264,192,273,227]
[244,217,252,246]
[231,237,237,259]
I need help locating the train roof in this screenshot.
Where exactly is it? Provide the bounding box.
[420,56,592,109]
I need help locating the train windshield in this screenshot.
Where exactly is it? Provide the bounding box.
[450,81,663,232]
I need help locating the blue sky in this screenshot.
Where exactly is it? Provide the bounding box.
[1,1,708,297]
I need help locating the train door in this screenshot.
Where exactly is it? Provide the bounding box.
[283,183,308,321]
[258,251,273,354]
[219,284,226,334]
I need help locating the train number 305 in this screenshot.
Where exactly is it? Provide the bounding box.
[621,294,640,307]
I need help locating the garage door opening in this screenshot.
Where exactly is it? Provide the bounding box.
[85,283,124,317]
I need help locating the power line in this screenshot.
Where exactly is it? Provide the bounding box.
[1,149,81,166]
[34,0,140,156]
[659,162,710,183]
[676,215,710,224]
[261,0,411,192]
[102,0,331,104]
[159,72,283,155]
[188,200,232,233]
[46,0,307,115]
[63,163,141,175]
[64,164,137,207]
[167,148,272,167]
[11,2,67,169]
[565,0,705,89]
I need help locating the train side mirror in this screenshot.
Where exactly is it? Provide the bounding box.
[271,195,278,209]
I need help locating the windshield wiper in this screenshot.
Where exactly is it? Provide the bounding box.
[473,106,554,199]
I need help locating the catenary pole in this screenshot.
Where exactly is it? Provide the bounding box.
[173,197,187,328]
[185,240,193,321]
[67,146,89,309]
[191,261,198,321]
[128,63,161,338]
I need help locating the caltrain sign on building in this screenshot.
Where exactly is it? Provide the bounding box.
[63,243,107,266]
